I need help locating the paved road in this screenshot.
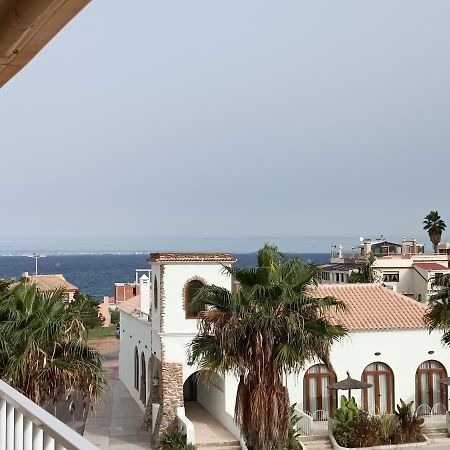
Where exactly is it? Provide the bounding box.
[50,337,120,435]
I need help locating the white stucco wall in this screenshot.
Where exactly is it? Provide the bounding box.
[119,311,153,409]
[285,329,447,412]
[161,263,233,334]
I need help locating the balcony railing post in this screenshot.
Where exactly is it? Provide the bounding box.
[33,427,43,450]
[0,397,6,450]
[14,409,23,450]
[6,403,14,450]
[24,418,33,449]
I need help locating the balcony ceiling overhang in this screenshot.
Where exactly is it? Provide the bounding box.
[0,0,90,87]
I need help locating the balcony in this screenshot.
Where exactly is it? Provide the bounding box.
[0,379,98,450]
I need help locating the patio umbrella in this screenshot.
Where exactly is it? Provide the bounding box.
[439,377,450,386]
[328,371,373,399]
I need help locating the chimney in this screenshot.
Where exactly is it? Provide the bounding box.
[139,274,151,316]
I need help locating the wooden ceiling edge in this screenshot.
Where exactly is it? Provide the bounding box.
[0,0,91,88]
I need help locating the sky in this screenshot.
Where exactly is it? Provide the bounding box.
[1,0,450,253]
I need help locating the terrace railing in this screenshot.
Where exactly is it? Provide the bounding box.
[0,379,98,450]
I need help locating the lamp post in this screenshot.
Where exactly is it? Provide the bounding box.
[27,253,46,275]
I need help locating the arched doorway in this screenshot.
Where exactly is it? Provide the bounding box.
[416,360,447,408]
[184,373,198,402]
[140,352,146,405]
[134,347,139,391]
[303,364,337,417]
[362,362,394,414]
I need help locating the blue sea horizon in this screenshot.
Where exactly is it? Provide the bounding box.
[0,252,330,299]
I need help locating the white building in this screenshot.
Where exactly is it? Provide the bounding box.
[119,252,449,446]
[372,254,450,302]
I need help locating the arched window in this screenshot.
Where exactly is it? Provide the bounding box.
[153,277,158,310]
[362,362,394,414]
[185,280,205,319]
[140,352,147,405]
[303,364,337,417]
[134,347,139,391]
[416,360,447,408]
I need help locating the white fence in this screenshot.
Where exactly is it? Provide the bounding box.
[300,410,329,436]
[415,403,448,431]
[0,379,98,450]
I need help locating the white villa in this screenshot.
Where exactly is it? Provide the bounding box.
[320,237,450,302]
[118,252,450,446]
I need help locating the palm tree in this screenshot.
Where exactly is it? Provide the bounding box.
[423,211,447,254]
[0,282,105,406]
[424,274,450,346]
[189,245,347,450]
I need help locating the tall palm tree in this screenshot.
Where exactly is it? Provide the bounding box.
[189,245,347,450]
[423,211,447,254]
[0,282,105,406]
[424,274,450,346]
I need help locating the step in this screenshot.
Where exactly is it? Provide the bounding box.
[196,441,241,450]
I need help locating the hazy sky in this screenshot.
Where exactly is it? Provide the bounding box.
[1,0,449,253]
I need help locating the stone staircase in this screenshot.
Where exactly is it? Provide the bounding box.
[196,441,241,450]
[300,435,333,449]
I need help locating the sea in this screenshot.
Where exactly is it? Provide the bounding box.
[0,252,329,299]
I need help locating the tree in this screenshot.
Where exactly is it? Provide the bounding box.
[188,245,347,450]
[72,290,104,329]
[424,274,450,346]
[423,211,447,254]
[348,255,378,284]
[0,282,105,406]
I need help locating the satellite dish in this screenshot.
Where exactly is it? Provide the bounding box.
[359,237,364,242]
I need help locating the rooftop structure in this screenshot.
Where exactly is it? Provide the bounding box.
[22,272,78,301]
[147,252,236,263]
[0,0,90,87]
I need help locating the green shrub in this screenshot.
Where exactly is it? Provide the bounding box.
[348,411,381,447]
[393,399,425,444]
[160,430,198,450]
[378,412,398,443]
[332,396,359,447]
[332,398,425,447]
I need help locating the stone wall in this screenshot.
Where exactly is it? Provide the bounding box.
[152,361,184,447]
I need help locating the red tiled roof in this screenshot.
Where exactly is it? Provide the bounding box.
[312,284,427,331]
[413,263,449,271]
[147,253,236,263]
[117,295,141,314]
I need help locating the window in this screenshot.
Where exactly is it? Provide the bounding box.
[383,272,399,283]
[416,360,447,408]
[153,277,158,309]
[434,273,444,286]
[303,364,337,417]
[185,280,205,319]
[134,347,139,391]
[140,352,147,405]
[362,362,394,414]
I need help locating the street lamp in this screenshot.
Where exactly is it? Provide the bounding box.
[27,253,46,275]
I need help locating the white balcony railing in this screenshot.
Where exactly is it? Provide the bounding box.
[0,379,98,450]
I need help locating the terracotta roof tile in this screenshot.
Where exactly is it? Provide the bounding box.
[312,284,426,331]
[27,274,78,292]
[117,295,141,314]
[413,263,449,271]
[147,252,236,263]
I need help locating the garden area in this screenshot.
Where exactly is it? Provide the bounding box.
[331,396,426,448]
